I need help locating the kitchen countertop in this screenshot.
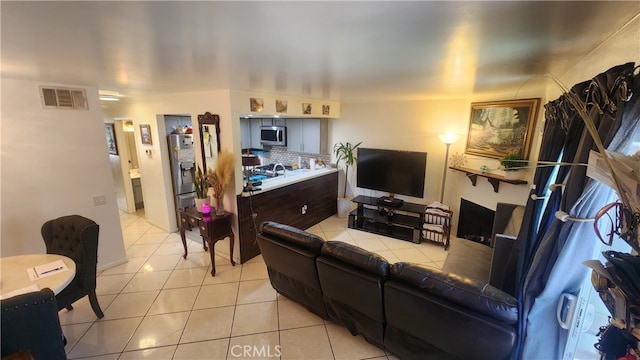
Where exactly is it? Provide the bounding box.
[241,167,337,196]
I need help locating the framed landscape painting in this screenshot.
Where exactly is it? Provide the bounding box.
[464,98,540,159]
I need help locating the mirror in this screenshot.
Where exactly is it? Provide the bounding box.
[198,112,221,174]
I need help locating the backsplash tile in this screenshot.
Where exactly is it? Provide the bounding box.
[261,146,331,168]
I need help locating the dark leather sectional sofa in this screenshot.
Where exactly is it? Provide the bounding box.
[256,221,519,360]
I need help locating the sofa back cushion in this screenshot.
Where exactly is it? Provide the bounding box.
[257,221,327,318]
[384,263,518,360]
[390,262,518,323]
[320,241,390,277]
[316,241,390,346]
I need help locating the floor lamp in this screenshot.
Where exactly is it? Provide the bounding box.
[438,133,460,204]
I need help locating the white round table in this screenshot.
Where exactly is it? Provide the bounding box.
[0,254,76,298]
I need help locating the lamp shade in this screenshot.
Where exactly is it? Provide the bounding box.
[242,155,261,166]
[438,133,460,145]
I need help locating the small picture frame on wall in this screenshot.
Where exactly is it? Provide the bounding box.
[322,105,330,115]
[276,99,288,113]
[250,98,264,112]
[302,103,312,114]
[140,124,153,145]
[105,123,118,155]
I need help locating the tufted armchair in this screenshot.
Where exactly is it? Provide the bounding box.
[1,288,67,359]
[41,215,103,319]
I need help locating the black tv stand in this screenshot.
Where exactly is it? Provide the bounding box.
[349,195,426,243]
[377,196,404,208]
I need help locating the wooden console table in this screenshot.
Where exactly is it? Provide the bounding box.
[177,207,236,276]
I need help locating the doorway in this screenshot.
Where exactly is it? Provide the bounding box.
[113,119,144,214]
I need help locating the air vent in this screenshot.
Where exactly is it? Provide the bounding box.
[40,86,89,110]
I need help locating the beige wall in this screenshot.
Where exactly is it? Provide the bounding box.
[329,15,639,231]
[0,79,127,270]
[332,92,545,230]
[107,90,341,264]
[105,90,235,234]
[554,14,640,98]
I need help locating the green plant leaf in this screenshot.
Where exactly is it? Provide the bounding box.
[333,141,362,198]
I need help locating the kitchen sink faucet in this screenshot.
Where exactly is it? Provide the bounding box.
[273,163,286,176]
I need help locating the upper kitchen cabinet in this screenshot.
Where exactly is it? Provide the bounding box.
[240,119,251,149]
[250,118,263,149]
[286,118,328,154]
[239,118,263,150]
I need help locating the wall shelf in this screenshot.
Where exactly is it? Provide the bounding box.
[450,166,528,193]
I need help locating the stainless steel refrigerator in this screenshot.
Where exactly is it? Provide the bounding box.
[167,134,196,210]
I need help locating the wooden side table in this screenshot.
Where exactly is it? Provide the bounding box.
[177,207,236,276]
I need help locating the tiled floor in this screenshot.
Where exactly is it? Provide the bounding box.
[60,210,449,359]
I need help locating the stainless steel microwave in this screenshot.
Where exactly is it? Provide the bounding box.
[260,126,287,146]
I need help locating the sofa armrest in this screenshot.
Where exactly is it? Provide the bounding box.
[489,234,517,289]
[390,262,518,324]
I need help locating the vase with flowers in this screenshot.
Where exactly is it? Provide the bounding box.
[207,150,235,215]
[194,165,210,212]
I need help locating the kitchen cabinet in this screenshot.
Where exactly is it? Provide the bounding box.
[286,118,328,154]
[236,171,338,262]
[240,118,263,150]
[240,119,251,149]
[250,118,263,149]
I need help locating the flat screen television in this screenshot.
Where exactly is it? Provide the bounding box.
[357,148,427,198]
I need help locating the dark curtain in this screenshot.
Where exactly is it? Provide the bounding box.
[499,99,567,296]
[513,62,637,359]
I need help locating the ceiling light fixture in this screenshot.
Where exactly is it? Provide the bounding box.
[99,94,119,101]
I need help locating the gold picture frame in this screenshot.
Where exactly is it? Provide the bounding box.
[276,99,288,113]
[250,98,264,112]
[464,98,540,159]
[140,124,153,145]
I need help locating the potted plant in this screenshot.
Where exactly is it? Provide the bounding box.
[206,150,234,215]
[194,165,210,212]
[334,141,362,218]
[500,153,527,180]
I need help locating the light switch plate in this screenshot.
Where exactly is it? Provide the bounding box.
[93,194,106,206]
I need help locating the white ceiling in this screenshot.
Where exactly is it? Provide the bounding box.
[2,1,639,102]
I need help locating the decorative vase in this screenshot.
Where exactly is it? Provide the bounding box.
[194,197,210,213]
[337,197,352,218]
[504,171,520,180]
[215,196,225,215]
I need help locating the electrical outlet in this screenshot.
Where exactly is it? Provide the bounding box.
[93,194,106,206]
[302,205,308,214]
